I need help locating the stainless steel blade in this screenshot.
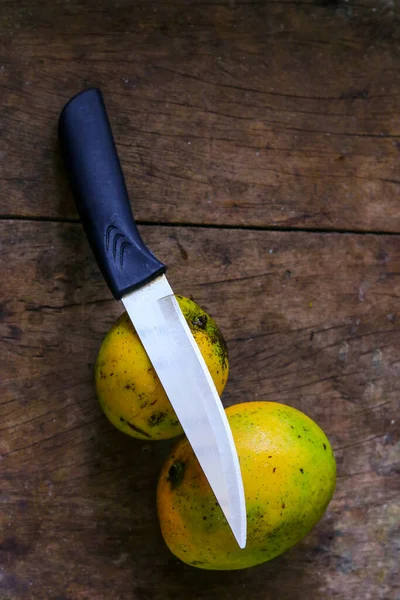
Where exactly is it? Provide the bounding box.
[122,274,246,548]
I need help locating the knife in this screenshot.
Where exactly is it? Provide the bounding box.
[58,88,246,549]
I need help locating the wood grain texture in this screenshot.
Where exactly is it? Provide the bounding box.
[1,0,400,230]
[1,221,399,599]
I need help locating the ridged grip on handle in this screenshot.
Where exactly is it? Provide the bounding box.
[58,88,166,299]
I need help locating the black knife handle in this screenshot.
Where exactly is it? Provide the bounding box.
[58,88,166,299]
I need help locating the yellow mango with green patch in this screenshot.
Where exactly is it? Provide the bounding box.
[157,401,336,570]
[95,296,229,440]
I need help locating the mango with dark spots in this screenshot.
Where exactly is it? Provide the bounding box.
[157,401,336,569]
[95,296,229,440]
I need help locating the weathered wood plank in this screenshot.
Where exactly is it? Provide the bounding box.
[1,221,399,599]
[1,0,400,230]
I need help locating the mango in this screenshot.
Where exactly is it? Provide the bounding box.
[95,296,229,440]
[157,401,336,569]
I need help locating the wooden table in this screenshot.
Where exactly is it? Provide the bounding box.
[1,1,399,598]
